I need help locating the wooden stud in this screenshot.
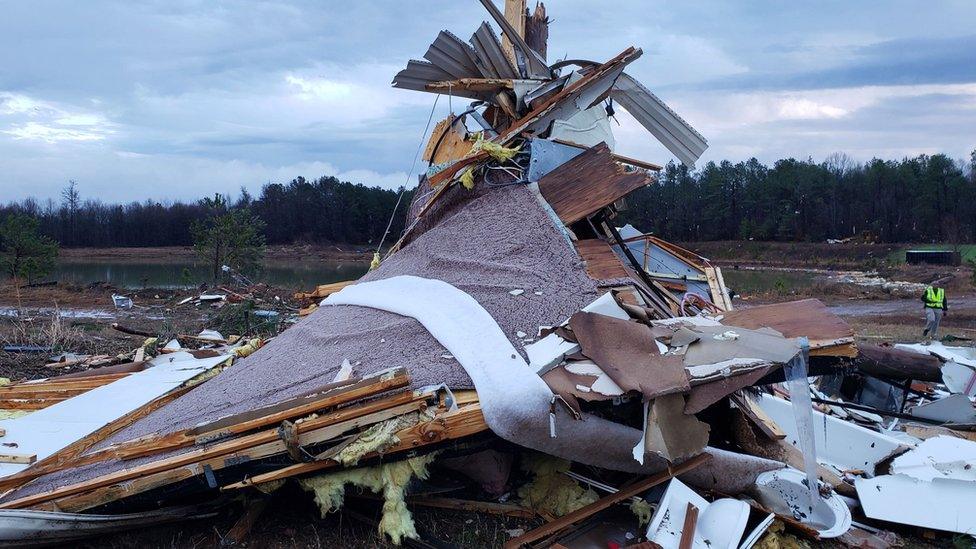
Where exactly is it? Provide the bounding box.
[678,503,699,549]
[731,392,786,440]
[407,496,535,518]
[500,0,526,69]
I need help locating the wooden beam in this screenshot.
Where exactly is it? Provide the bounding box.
[223,403,488,490]
[731,392,786,440]
[406,496,535,518]
[500,0,527,69]
[99,370,405,462]
[550,138,663,172]
[495,47,640,145]
[524,2,548,61]
[0,375,404,495]
[678,503,699,549]
[503,453,710,548]
[0,453,36,465]
[426,78,514,93]
[221,497,270,547]
[7,393,433,511]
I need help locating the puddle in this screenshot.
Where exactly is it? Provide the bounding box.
[0,306,169,321]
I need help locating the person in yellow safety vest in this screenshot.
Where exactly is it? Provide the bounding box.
[921,285,948,340]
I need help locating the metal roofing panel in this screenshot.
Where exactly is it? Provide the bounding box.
[424,30,483,79]
[392,60,486,100]
[523,62,630,136]
[611,73,708,167]
[470,22,519,80]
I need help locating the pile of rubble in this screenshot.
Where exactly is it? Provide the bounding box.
[0,1,973,547]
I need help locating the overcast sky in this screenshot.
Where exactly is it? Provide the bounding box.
[1,1,974,203]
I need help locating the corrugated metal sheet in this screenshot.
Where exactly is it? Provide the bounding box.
[611,73,708,167]
[391,60,487,100]
[424,30,483,79]
[392,59,451,91]
[523,61,630,136]
[470,22,519,80]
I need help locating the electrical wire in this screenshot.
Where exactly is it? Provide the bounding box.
[374,94,441,254]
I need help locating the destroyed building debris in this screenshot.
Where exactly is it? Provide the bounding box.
[0,1,973,547]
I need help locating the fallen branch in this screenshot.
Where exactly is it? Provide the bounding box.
[110,323,156,338]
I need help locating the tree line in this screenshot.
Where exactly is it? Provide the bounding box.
[2,151,976,250]
[0,176,414,249]
[619,151,976,243]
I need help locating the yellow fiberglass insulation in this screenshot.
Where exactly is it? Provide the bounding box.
[332,410,430,467]
[471,135,521,162]
[299,452,439,545]
[517,452,598,517]
[755,520,810,549]
[629,498,654,527]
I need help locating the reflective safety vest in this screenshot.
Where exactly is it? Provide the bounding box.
[924,287,945,308]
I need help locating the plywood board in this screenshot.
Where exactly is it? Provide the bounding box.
[719,298,855,356]
[574,239,629,280]
[537,143,649,225]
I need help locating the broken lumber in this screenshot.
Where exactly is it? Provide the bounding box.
[223,402,488,490]
[0,373,206,493]
[731,392,786,440]
[0,453,36,465]
[504,453,710,548]
[5,392,434,511]
[425,78,514,93]
[220,497,270,547]
[406,496,535,518]
[0,370,410,493]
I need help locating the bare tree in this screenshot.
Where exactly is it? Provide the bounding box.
[60,180,80,246]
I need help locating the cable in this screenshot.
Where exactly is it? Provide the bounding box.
[375,94,441,254]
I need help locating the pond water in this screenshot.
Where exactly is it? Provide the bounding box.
[50,260,370,290]
[720,268,818,295]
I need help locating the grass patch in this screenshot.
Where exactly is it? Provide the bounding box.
[887,244,976,264]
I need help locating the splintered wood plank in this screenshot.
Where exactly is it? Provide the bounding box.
[423,115,457,162]
[500,0,526,68]
[703,266,727,311]
[426,78,514,94]
[3,392,431,511]
[574,239,630,280]
[223,403,488,490]
[0,453,36,465]
[422,116,473,166]
[5,375,386,491]
[537,143,649,226]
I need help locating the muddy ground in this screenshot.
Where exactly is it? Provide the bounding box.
[0,242,970,548]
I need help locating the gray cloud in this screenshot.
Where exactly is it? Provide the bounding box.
[0,1,974,203]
